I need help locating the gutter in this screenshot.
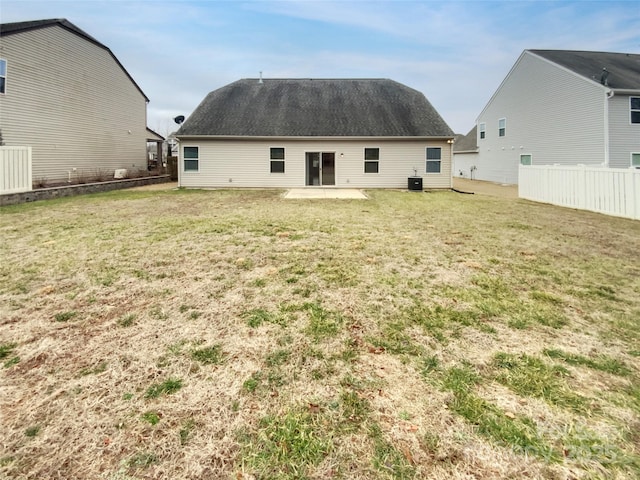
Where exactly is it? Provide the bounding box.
[608,89,640,95]
[604,90,612,167]
[175,135,455,142]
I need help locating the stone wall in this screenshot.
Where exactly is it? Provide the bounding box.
[1,175,172,206]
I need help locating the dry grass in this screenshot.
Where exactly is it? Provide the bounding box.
[1,187,639,480]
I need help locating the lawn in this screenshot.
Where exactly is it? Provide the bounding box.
[1,187,639,480]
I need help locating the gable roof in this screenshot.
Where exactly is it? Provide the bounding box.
[453,126,478,153]
[529,49,640,90]
[0,18,149,101]
[177,78,454,137]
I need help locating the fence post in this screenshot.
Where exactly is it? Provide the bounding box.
[578,165,586,210]
[632,168,639,220]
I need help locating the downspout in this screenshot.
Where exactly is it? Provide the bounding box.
[604,89,614,167]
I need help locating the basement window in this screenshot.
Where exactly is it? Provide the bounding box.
[0,59,6,94]
[183,146,199,172]
[426,147,441,173]
[631,97,640,124]
[270,147,285,173]
[364,148,379,173]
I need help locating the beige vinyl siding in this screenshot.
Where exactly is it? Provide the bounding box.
[475,51,606,185]
[0,25,148,183]
[178,139,452,189]
[607,95,640,168]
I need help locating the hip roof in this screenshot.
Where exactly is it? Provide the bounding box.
[178,78,454,137]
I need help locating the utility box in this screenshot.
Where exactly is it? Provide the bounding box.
[408,176,423,191]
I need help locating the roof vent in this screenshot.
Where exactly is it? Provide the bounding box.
[600,68,609,86]
[259,71,263,84]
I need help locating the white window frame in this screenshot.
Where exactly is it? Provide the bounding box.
[183,146,199,172]
[364,147,379,173]
[631,97,640,124]
[270,147,285,174]
[0,59,6,95]
[498,118,506,137]
[479,122,486,139]
[426,147,442,174]
[520,154,532,166]
[632,152,640,168]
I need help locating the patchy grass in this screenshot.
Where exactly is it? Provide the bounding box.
[492,352,589,413]
[53,311,77,322]
[543,348,633,376]
[0,343,19,368]
[24,426,40,438]
[117,313,136,327]
[144,378,183,399]
[140,411,161,425]
[238,409,332,478]
[0,343,17,360]
[190,344,224,365]
[1,187,639,479]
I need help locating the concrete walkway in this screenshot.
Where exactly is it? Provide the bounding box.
[284,188,368,199]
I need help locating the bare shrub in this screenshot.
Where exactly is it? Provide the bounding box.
[76,169,90,184]
[93,169,113,182]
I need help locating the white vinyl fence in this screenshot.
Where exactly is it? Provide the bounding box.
[519,165,640,220]
[1,146,33,194]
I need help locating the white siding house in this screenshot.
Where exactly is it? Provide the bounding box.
[452,125,479,179]
[176,79,454,189]
[0,19,162,186]
[473,50,640,185]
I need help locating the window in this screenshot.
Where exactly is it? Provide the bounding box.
[364,148,379,173]
[632,153,640,168]
[426,147,441,173]
[479,123,486,139]
[498,118,506,137]
[520,154,532,165]
[0,59,6,94]
[270,147,285,173]
[631,97,640,124]
[183,146,199,171]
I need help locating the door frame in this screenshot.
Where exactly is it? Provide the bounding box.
[305,151,336,186]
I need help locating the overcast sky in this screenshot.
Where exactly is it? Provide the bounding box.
[2,0,639,135]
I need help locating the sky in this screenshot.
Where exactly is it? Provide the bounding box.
[2,0,639,136]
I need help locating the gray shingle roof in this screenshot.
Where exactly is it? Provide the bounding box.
[529,50,640,90]
[1,18,100,44]
[178,78,454,137]
[0,18,149,101]
[453,126,477,152]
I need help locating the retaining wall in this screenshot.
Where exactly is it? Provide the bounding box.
[0,175,172,206]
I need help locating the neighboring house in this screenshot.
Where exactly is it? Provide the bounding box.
[0,18,163,185]
[175,78,454,189]
[452,125,479,179]
[472,49,640,185]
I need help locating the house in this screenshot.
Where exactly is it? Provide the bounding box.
[471,49,640,185]
[175,78,454,189]
[452,125,478,179]
[0,19,163,186]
